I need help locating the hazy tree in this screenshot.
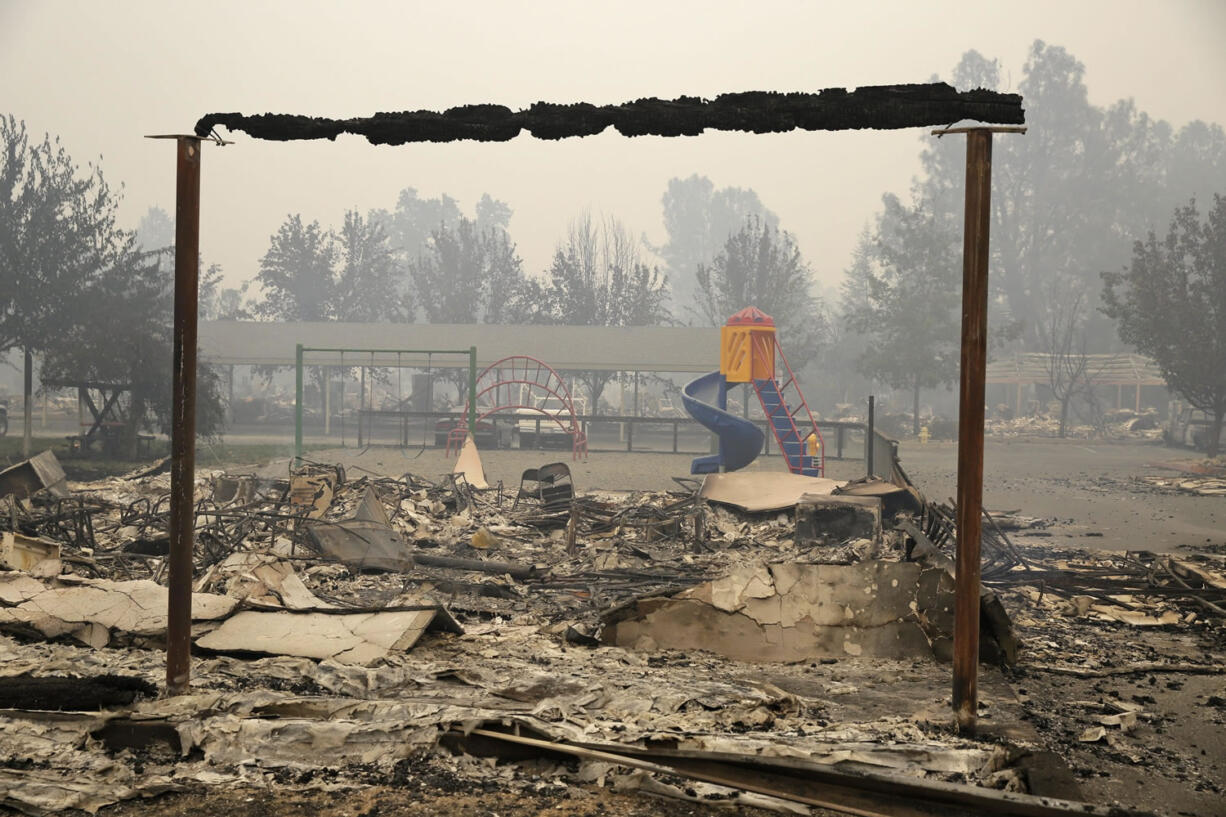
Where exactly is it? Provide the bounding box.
[253,210,403,417]
[42,246,227,455]
[1035,285,1095,438]
[410,216,532,324]
[843,196,960,434]
[335,210,404,321]
[253,215,337,321]
[544,213,671,408]
[1102,195,1226,456]
[475,193,513,235]
[370,188,512,264]
[912,42,1226,354]
[693,215,824,359]
[137,205,244,320]
[135,205,174,274]
[0,115,132,454]
[651,175,778,312]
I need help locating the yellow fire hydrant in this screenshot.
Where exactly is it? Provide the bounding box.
[919,426,930,444]
[805,432,821,458]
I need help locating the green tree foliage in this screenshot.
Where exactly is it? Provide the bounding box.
[842,195,961,434]
[652,175,778,312]
[542,213,671,408]
[693,216,824,359]
[1102,195,1226,456]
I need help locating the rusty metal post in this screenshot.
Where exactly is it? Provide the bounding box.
[952,129,993,733]
[22,348,32,457]
[167,136,202,695]
[865,395,875,478]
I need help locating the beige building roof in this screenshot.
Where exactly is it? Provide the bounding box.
[986,353,1166,386]
[198,321,720,373]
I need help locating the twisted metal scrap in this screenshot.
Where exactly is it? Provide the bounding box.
[195,84,1024,145]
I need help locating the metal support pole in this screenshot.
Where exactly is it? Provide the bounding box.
[22,348,32,457]
[166,135,202,696]
[294,344,304,467]
[866,395,875,478]
[468,346,477,435]
[324,366,331,435]
[358,366,365,447]
[952,128,995,734]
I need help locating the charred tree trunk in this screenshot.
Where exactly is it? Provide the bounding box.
[1058,395,1071,438]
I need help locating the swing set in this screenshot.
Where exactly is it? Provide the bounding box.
[293,344,477,466]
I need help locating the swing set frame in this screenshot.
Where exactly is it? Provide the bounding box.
[293,343,477,466]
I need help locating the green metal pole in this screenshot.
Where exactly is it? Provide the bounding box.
[468,346,477,435]
[294,344,304,468]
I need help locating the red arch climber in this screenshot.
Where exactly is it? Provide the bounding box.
[446,355,588,460]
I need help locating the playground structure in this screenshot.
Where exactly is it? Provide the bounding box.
[294,344,477,467]
[447,355,587,460]
[683,307,825,477]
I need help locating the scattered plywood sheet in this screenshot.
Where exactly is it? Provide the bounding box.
[0,578,236,648]
[0,450,69,500]
[453,437,489,489]
[196,606,462,665]
[699,472,842,513]
[289,474,334,519]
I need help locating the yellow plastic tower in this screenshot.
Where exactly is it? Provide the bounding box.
[720,307,777,383]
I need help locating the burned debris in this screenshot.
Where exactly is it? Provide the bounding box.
[0,447,1220,815]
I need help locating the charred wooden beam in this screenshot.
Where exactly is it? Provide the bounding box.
[195,84,1024,144]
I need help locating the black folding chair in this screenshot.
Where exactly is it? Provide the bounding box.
[513,462,574,512]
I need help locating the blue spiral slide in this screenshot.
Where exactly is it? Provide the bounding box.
[681,371,765,474]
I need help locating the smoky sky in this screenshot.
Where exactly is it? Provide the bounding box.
[2,0,1223,297]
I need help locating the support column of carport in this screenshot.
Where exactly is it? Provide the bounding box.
[939,125,1025,734]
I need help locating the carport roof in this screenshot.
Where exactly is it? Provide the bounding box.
[198,321,720,373]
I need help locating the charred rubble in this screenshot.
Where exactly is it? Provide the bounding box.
[0,450,1220,815]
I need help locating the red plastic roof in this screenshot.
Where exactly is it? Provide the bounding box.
[726,306,775,327]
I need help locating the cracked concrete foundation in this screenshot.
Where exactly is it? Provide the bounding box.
[602,560,1010,664]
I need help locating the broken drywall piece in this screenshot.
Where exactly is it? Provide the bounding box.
[699,472,841,513]
[196,606,463,665]
[603,560,1012,664]
[1,532,61,577]
[0,578,236,648]
[0,572,47,604]
[453,437,489,490]
[204,552,332,610]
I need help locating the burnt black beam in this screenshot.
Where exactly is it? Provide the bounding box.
[195,84,1023,145]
